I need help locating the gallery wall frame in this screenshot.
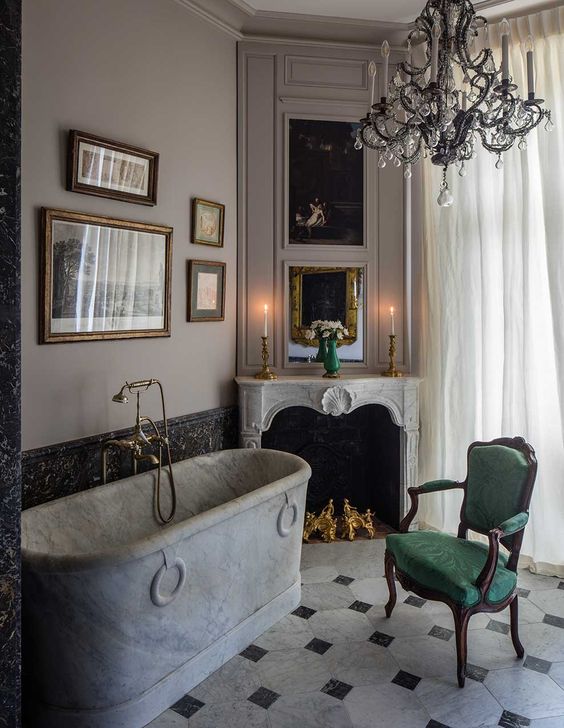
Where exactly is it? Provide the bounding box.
[40,208,172,343]
[191,198,225,247]
[187,259,226,322]
[67,130,159,206]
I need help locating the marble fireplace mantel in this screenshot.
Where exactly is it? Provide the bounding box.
[235,376,421,520]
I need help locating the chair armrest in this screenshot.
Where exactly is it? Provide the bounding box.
[497,512,529,536]
[476,512,530,597]
[418,479,461,494]
[399,480,463,532]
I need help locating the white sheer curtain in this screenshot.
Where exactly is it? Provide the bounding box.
[419,7,564,576]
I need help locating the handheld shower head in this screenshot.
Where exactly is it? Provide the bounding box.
[111,384,129,404]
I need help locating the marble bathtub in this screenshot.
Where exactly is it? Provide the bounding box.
[22,448,311,728]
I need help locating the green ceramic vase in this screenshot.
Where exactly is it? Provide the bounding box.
[315,336,328,363]
[323,339,341,378]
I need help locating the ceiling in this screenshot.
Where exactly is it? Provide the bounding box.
[230,0,557,24]
[180,0,562,45]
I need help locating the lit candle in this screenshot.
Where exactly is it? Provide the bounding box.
[263,304,268,337]
[381,41,390,100]
[525,34,535,97]
[500,18,510,82]
[390,306,395,335]
[430,19,441,84]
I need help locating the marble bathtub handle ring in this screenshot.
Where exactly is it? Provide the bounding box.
[277,493,298,537]
[150,555,186,607]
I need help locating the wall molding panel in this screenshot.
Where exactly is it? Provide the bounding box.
[237,40,411,378]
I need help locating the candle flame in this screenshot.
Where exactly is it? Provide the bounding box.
[390,306,395,315]
[264,304,268,313]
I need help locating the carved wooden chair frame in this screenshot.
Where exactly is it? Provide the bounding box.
[384,436,538,687]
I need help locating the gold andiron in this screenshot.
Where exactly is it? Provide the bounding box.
[303,499,338,543]
[341,498,375,541]
[382,334,403,377]
[255,336,277,380]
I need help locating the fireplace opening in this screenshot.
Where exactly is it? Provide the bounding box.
[261,404,401,530]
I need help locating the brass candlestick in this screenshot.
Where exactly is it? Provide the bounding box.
[382,334,403,377]
[254,336,277,380]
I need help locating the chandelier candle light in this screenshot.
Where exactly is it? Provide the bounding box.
[255,304,277,380]
[355,0,553,206]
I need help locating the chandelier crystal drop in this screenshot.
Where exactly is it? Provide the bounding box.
[356,0,552,206]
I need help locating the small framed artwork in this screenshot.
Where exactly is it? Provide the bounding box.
[191,198,225,247]
[41,208,172,343]
[68,130,159,205]
[187,260,226,322]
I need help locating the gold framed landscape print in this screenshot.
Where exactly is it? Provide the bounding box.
[187,260,226,322]
[68,130,159,205]
[41,208,172,343]
[191,198,225,247]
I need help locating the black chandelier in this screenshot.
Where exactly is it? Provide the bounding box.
[356,0,553,205]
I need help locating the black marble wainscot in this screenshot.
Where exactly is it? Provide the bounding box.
[0,0,22,725]
[22,406,238,509]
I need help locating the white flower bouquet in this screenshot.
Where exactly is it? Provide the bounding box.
[305,319,349,342]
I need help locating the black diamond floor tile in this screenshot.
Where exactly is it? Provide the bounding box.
[466,663,489,683]
[523,655,552,674]
[248,686,280,710]
[292,605,317,620]
[392,669,421,690]
[349,600,373,614]
[305,637,332,655]
[544,613,564,629]
[369,630,395,648]
[498,709,531,727]
[404,595,426,608]
[428,625,454,641]
[517,587,531,598]
[171,694,205,719]
[321,678,353,700]
[487,619,510,635]
[334,575,355,586]
[240,644,268,662]
[427,721,452,728]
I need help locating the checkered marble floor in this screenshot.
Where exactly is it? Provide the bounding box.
[149,539,564,728]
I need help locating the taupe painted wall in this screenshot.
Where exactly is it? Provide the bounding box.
[22,0,237,449]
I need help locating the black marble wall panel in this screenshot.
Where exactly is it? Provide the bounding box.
[22,406,238,509]
[0,0,21,724]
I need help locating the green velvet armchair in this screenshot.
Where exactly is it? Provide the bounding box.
[384,437,538,687]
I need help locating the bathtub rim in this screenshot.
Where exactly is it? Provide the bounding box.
[21,448,311,575]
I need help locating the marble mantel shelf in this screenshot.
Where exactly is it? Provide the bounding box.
[235,376,421,520]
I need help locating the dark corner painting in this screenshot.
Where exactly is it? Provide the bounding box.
[289,119,363,246]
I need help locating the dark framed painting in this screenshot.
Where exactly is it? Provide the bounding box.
[191,198,225,247]
[187,260,226,322]
[288,118,363,246]
[290,266,361,345]
[41,208,172,343]
[68,130,159,205]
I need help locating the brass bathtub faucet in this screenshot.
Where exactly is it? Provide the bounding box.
[101,379,177,524]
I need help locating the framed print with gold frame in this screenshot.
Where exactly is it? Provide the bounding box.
[68,130,159,205]
[290,266,361,346]
[41,208,172,343]
[187,259,226,322]
[191,198,225,247]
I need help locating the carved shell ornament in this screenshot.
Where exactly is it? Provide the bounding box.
[321,386,353,417]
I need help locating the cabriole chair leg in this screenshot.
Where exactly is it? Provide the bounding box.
[510,595,525,658]
[384,551,397,618]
